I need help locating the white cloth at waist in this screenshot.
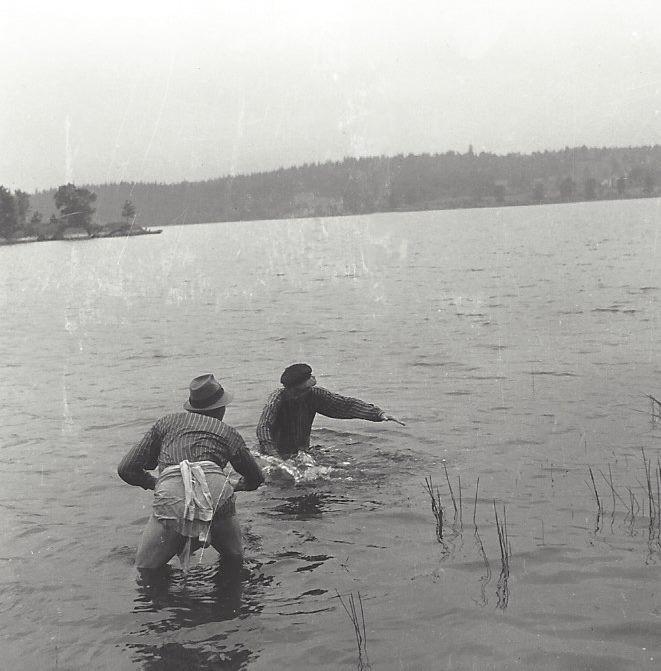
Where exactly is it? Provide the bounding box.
[157,460,232,539]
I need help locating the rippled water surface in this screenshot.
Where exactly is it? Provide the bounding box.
[1,200,660,670]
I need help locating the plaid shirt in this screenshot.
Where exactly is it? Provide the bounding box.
[256,386,384,457]
[118,411,264,491]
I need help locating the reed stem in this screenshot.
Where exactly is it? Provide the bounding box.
[588,467,602,510]
[458,475,463,525]
[473,477,480,528]
[336,590,369,669]
[443,462,458,516]
[424,475,444,541]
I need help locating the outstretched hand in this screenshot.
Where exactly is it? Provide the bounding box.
[381,413,406,426]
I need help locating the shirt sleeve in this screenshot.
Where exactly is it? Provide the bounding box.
[117,422,162,490]
[256,390,283,455]
[225,427,265,490]
[313,386,384,421]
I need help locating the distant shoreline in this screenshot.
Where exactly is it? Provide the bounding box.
[0,226,162,246]
[25,144,660,229]
[2,191,657,246]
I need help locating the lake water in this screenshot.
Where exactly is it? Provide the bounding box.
[1,199,660,670]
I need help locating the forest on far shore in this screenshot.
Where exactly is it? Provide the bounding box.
[3,144,660,239]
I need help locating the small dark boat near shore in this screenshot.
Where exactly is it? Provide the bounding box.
[91,223,163,238]
[92,224,162,238]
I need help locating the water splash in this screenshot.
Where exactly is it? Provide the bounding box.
[257,451,333,485]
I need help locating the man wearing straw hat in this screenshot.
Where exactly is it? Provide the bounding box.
[118,373,264,571]
[257,363,404,460]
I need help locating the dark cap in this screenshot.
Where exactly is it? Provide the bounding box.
[280,363,312,388]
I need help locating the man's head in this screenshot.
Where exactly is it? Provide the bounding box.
[280,363,316,392]
[183,373,233,419]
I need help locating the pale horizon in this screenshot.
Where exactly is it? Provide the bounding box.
[3,0,661,193]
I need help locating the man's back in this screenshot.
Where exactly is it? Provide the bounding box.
[119,411,263,490]
[148,412,245,468]
[257,386,383,458]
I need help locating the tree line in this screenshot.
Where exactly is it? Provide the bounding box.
[4,144,660,238]
[0,184,137,241]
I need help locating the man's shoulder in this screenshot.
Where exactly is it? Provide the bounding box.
[163,411,189,419]
[156,412,225,430]
[309,386,337,405]
[150,412,181,427]
[214,421,247,450]
[264,388,285,404]
[215,419,242,436]
[156,412,189,425]
[187,414,243,440]
[184,412,245,444]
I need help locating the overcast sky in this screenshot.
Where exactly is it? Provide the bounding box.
[2,0,661,192]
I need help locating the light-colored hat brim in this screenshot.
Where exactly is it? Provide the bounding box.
[183,390,233,411]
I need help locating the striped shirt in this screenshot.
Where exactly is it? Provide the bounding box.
[118,411,264,491]
[256,386,384,458]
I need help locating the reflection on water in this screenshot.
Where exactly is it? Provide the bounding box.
[134,559,271,622]
[495,564,510,610]
[473,529,492,608]
[128,640,252,671]
[127,559,272,670]
[270,491,353,519]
